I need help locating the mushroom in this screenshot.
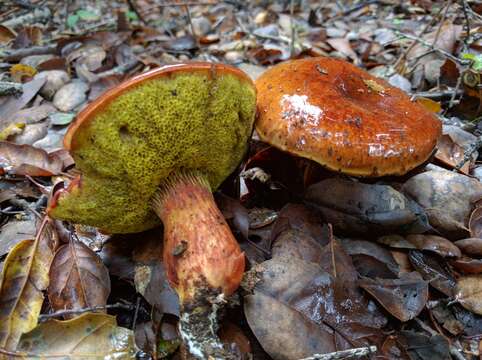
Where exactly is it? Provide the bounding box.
[48,63,257,358]
[255,57,442,177]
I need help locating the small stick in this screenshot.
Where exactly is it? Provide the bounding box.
[1,7,51,27]
[394,30,470,66]
[2,45,57,62]
[298,346,377,360]
[454,135,482,171]
[289,0,296,58]
[38,303,135,322]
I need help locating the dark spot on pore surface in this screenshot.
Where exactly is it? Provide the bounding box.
[119,125,132,142]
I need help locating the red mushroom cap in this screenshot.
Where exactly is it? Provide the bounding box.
[255,57,442,176]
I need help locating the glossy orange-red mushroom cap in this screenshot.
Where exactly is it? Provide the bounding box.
[255,57,442,176]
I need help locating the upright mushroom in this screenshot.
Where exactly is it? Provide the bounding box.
[255,57,441,176]
[48,63,257,358]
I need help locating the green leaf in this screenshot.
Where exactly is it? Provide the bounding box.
[66,14,79,29]
[126,10,138,21]
[76,9,100,22]
[462,53,482,71]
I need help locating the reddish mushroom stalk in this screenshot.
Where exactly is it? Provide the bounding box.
[153,172,244,358]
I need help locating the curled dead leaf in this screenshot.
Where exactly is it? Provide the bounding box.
[48,240,111,318]
[0,142,65,176]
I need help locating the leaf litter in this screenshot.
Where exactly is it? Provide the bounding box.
[0,0,482,359]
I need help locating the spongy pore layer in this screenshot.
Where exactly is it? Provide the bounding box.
[50,69,256,233]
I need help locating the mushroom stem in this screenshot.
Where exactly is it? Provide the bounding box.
[152,171,245,359]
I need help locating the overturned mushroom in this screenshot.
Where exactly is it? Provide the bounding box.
[48,63,257,359]
[255,57,442,176]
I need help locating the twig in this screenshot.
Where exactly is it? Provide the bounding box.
[411,89,464,99]
[432,0,452,47]
[460,0,471,49]
[289,0,296,58]
[1,7,51,27]
[454,135,482,171]
[448,75,463,108]
[298,346,377,360]
[392,2,446,72]
[126,0,147,24]
[0,81,23,96]
[2,44,57,62]
[394,30,470,66]
[38,303,135,322]
[131,296,141,329]
[328,224,337,278]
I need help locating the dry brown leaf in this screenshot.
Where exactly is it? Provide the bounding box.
[0,220,55,350]
[0,142,65,176]
[0,25,15,44]
[450,257,482,274]
[306,178,430,235]
[409,251,456,297]
[133,234,179,316]
[469,207,482,239]
[245,291,335,360]
[454,238,482,257]
[403,170,482,238]
[405,234,461,258]
[48,240,111,318]
[455,275,482,315]
[326,38,358,61]
[359,272,428,322]
[16,313,137,358]
[435,134,469,173]
[0,76,46,121]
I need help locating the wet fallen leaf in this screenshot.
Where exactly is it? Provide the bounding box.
[216,193,249,240]
[245,291,335,360]
[406,234,461,258]
[0,76,46,121]
[271,204,329,263]
[305,178,430,235]
[0,142,65,176]
[0,221,55,350]
[454,238,482,257]
[435,134,470,173]
[359,272,428,322]
[435,126,478,174]
[0,219,37,258]
[469,207,482,239]
[403,170,482,238]
[409,251,456,297]
[340,238,399,279]
[133,233,179,316]
[450,256,482,274]
[244,258,335,359]
[398,330,450,360]
[48,239,111,318]
[17,313,137,358]
[455,275,482,315]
